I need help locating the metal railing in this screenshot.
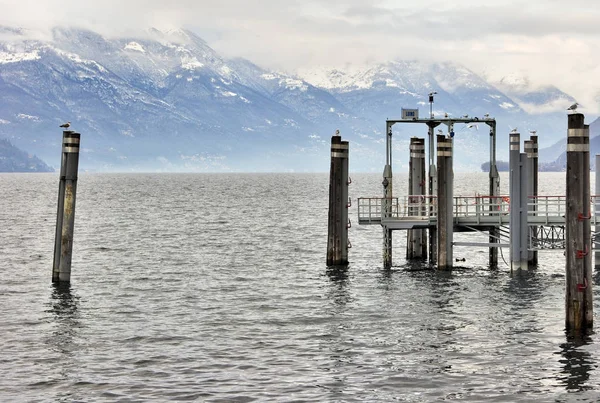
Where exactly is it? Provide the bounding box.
[357,195,600,224]
[357,197,400,223]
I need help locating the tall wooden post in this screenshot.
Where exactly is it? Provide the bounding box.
[488,122,500,268]
[509,132,529,271]
[595,154,600,270]
[427,123,439,265]
[52,131,81,283]
[407,137,427,259]
[565,114,593,332]
[383,122,393,269]
[526,136,539,266]
[436,134,453,270]
[327,133,349,266]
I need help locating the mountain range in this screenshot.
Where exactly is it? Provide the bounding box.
[0,26,592,172]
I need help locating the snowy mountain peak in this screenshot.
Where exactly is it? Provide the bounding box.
[124,41,145,53]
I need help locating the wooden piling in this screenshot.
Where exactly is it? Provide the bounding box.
[327,133,349,266]
[436,134,453,269]
[427,123,438,265]
[526,137,539,266]
[488,122,500,268]
[565,114,593,332]
[509,132,529,271]
[382,123,393,269]
[407,137,427,259]
[595,154,600,270]
[52,131,81,283]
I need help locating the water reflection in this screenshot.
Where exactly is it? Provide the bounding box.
[325,266,350,307]
[47,282,80,355]
[505,270,544,308]
[502,270,545,336]
[559,335,594,392]
[46,283,82,401]
[322,266,354,399]
[429,271,460,313]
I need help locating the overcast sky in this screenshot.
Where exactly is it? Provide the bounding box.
[2,0,600,111]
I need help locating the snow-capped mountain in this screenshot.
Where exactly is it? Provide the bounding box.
[298,62,582,164]
[0,26,585,171]
[0,27,353,171]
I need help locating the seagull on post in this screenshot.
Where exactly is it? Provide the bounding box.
[567,103,579,112]
[59,121,71,129]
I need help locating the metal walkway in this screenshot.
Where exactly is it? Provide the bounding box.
[358,195,599,230]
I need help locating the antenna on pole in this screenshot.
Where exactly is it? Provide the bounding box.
[428,91,437,118]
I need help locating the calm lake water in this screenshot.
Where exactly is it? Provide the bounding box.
[1,172,600,402]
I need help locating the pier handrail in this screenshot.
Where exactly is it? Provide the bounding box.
[358,195,600,223]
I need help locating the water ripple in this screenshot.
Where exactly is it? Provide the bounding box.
[0,172,599,401]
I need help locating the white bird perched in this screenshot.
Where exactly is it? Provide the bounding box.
[484,113,490,119]
[335,129,340,136]
[510,127,518,134]
[444,112,448,118]
[59,121,71,129]
[567,102,579,112]
[529,130,537,135]
[437,129,444,135]
[462,114,469,119]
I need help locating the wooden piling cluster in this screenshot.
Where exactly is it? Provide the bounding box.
[565,114,593,332]
[346,111,594,333]
[407,137,427,259]
[326,132,350,266]
[53,131,81,283]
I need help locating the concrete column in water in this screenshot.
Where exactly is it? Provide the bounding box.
[382,122,393,269]
[407,137,427,259]
[326,133,350,266]
[436,134,453,269]
[565,114,593,332]
[52,131,81,283]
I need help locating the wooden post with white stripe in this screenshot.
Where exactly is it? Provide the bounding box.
[595,154,600,270]
[565,113,592,332]
[436,134,453,269]
[407,137,426,259]
[327,132,349,266]
[527,135,539,266]
[52,131,81,283]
